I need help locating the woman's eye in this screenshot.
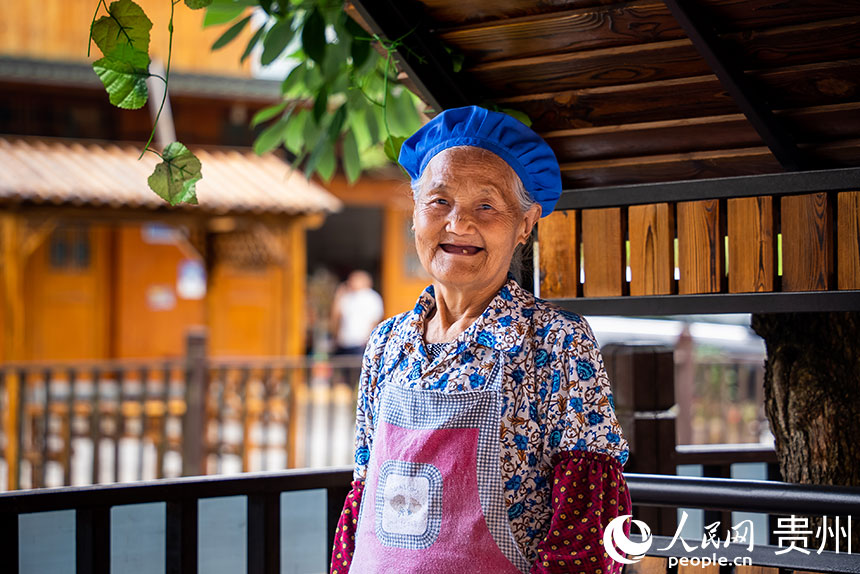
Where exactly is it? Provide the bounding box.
[432,198,448,205]
[479,203,493,210]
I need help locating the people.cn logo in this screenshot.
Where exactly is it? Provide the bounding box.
[602,515,653,564]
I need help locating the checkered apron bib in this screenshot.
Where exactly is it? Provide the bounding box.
[349,348,530,573]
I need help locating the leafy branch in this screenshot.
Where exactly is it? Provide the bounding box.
[88,0,210,205]
[87,0,459,205]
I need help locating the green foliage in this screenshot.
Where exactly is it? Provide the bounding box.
[147,142,203,205]
[89,0,152,109]
[206,0,425,182]
[89,0,201,204]
[184,0,214,9]
[92,45,150,109]
[88,0,482,204]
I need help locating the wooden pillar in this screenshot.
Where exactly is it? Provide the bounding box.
[2,213,25,490]
[283,218,308,357]
[182,328,208,477]
[603,343,677,537]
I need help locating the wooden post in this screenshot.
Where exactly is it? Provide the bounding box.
[182,328,208,477]
[603,343,677,536]
[2,213,25,490]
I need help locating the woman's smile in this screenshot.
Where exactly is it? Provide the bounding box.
[439,243,484,256]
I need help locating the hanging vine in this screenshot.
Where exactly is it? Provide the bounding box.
[87,0,432,205]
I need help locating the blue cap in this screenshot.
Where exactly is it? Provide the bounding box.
[398,105,562,217]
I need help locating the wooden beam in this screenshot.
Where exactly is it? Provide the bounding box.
[1,213,25,489]
[662,0,811,170]
[350,0,474,111]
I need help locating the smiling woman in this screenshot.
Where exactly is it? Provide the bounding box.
[330,106,632,574]
[411,147,541,343]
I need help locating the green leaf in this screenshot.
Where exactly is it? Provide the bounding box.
[184,0,213,9]
[301,7,327,66]
[345,17,371,70]
[261,18,295,66]
[365,105,380,144]
[204,2,245,27]
[284,109,308,155]
[312,86,328,122]
[316,143,336,181]
[303,135,328,178]
[342,129,361,184]
[501,107,532,127]
[383,135,407,162]
[348,109,371,151]
[350,35,371,71]
[240,25,265,63]
[389,89,421,136]
[328,104,347,139]
[280,62,306,95]
[251,100,288,128]
[90,0,152,58]
[93,45,149,109]
[147,142,202,206]
[253,114,291,155]
[211,14,250,50]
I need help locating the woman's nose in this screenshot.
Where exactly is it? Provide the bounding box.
[445,207,475,233]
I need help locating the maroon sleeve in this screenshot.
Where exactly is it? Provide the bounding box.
[530,450,632,574]
[330,479,365,574]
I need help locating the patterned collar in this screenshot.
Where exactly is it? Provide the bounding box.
[388,276,536,369]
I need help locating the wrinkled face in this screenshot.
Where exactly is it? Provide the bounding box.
[412,147,541,293]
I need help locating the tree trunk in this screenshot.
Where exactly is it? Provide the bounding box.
[751,312,860,550]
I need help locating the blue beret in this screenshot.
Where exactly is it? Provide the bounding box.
[398,105,562,217]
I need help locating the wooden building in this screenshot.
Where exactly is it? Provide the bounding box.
[0,137,340,362]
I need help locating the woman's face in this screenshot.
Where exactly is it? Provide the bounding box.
[412,147,541,294]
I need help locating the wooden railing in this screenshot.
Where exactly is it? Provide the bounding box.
[536,171,860,315]
[0,334,362,490]
[1,469,857,574]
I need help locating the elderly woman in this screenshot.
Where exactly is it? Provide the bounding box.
[331,106,631,574]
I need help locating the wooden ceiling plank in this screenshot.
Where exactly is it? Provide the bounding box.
[438,1,683,63]
[542,103,860,162]
[656,0,808,169]
[700,0,860,32]
[494,58,860,132]
[471,39,709,96]
[557,140,860,189]
[419,0,617,27]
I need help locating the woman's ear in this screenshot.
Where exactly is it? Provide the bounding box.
[519,203,542,245]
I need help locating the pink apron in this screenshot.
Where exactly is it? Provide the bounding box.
[349,349,530,573]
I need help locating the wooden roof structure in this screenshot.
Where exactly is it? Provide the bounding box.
[351,0,860,314]
[0,137,341,216]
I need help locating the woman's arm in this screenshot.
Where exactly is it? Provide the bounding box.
[531,316,632,574]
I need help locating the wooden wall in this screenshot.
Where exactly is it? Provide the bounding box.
[2,217,308,362]
[114,224,206,359]
[538,191,860,300]
[23,225,112,360]
[1,0,254,76]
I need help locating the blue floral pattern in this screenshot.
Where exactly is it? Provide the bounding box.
[350,277,628,563]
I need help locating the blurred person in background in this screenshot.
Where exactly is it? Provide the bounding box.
[331,270,384,357]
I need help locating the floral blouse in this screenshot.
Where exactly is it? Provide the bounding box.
[331,277,631,574]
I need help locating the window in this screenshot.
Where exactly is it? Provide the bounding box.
[48,225,91,270]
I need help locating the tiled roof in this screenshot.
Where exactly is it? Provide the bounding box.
[0,137,342,215]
